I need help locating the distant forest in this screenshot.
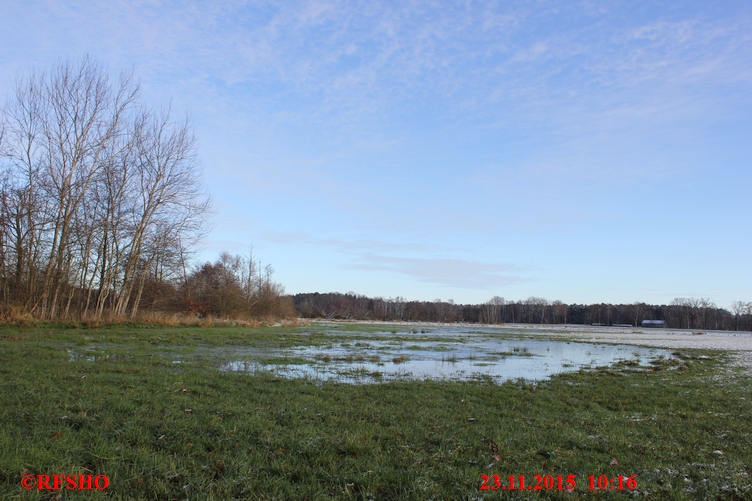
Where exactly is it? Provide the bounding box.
[293,292,752,332]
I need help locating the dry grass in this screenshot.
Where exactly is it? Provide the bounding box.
[0,305,37,325]
[0,307,304,329]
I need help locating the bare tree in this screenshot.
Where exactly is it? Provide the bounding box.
[481,296,505,324]
[552,300,567,324]
[525,296,548,324]
[698,298,715,330]
[113,107,210,318]
[731,300,748,331]
[628,302,647,328]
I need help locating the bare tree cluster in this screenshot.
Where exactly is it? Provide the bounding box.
[183,251,294,319]
[0,57,210,320]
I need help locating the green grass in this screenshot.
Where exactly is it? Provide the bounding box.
[1,325,751,499]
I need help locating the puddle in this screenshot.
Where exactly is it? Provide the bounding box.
[66,349,134,362]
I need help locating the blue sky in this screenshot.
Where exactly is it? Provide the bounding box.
[2,1,751,308]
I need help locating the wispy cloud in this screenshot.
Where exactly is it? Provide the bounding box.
[352,254,529,289]
[9,2,751,111]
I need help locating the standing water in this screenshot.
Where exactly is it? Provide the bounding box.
[219,325,676,384]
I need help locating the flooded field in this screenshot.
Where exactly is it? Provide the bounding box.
[64,324,677,384]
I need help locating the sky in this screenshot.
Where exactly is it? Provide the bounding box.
[2,0,751,309]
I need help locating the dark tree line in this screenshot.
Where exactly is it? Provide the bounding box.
[292,293,752,331]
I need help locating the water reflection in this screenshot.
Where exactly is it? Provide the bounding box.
[66,349,133,362]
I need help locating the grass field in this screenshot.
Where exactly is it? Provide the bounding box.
[1,324,751,499]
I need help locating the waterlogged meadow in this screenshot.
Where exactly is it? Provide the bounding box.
[1,323,751,499]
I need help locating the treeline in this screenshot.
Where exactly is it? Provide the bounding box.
[0,57,291,321]
[293,293,752,331]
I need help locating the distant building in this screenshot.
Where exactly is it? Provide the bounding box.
[642,320,665,328]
